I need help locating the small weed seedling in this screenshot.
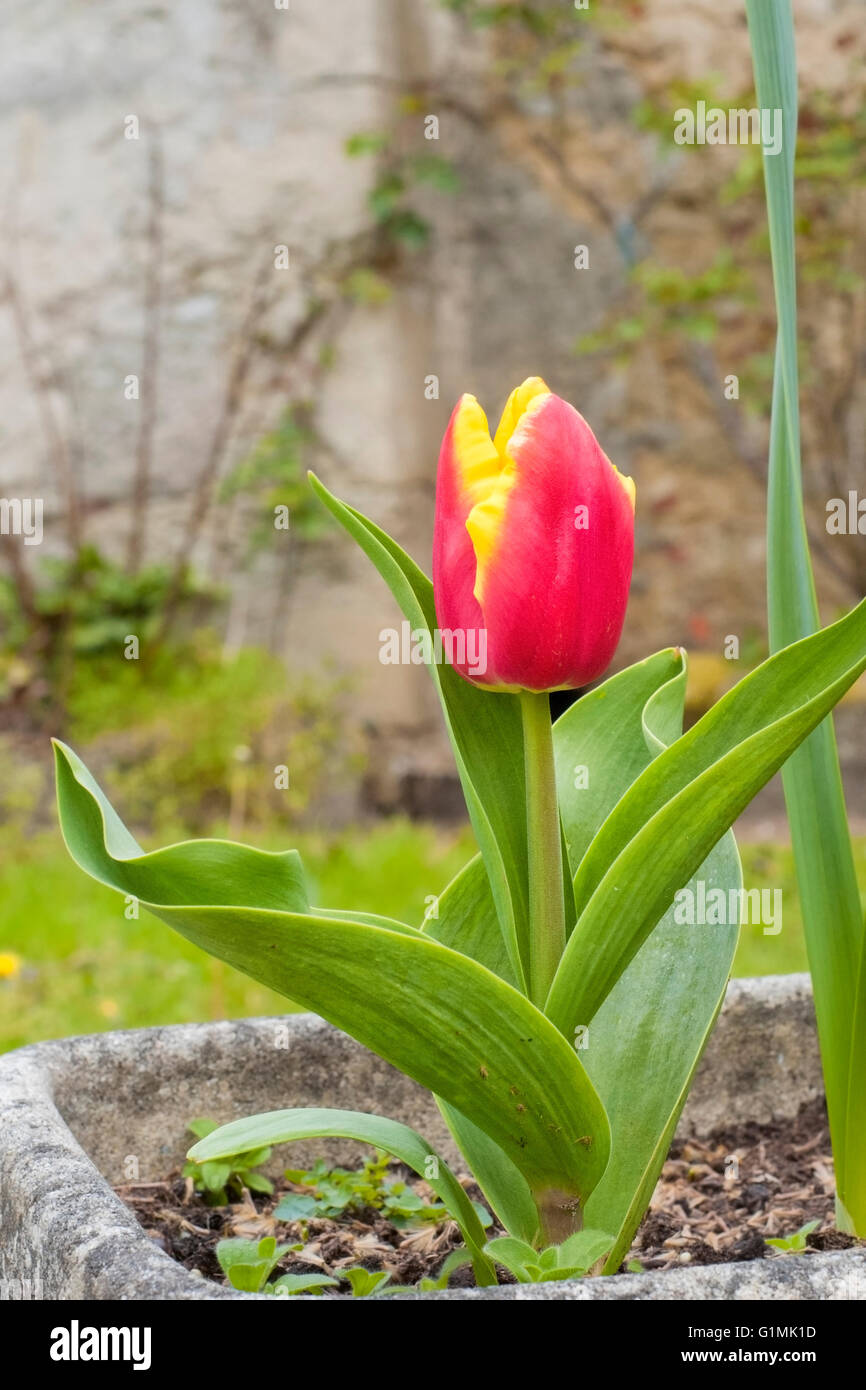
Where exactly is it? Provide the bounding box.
[765,1220,820,1255]
[275,1150,464,1229]
[216,1236,337,1296]
[483,1231,612,1284]
[340,1267,392,1298]
[182,1118,274,1206]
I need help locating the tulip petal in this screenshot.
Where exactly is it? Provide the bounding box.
[492,376,550,457]
[433,395,500,672]
[468,395,634,691]
[466,393,550,603]
[452,394,502,503]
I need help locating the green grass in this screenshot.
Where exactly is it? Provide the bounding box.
[0,820,475,1052]
[2,822,863,1053]
[736,839,866,977]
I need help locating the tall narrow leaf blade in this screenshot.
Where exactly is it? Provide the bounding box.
[747,0,866,1222]
[556,648,685,879]
[434,1098,539,1244]
[423,856,538,1240]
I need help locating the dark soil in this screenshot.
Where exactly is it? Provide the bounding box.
[116,1097,861,1294]
[116,1166,485,1294]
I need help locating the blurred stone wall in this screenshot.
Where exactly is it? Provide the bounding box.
[1,0,860,805]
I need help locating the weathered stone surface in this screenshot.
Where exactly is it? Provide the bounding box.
[406,1249,866,1302]
[681,974,823,1135]
[0,974,860,1300]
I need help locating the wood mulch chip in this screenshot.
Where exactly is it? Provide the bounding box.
[626,1096,860,1272]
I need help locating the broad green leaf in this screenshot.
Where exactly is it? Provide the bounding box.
[200,1161,231,1194]
[234,1146,272,1170]
[582,865,738,1271]
[55,741,610,1229]
[274,1192,319,1222]
[217,1236,299,1293]
[765,1219,819,1253]
[546,598,866,1036]
[556,648,686,878]
[429,651,740,1265]
[434,1095,539,1245]
[422,856,537,1241]
[243,1172,274,1195]
[216,1236,274,1273]
[747,0,866,1229]
[554,648,740,1270]
[342,1268,391,1297]
[186,1118,218,1140]
[225,1263,270,1293]
[423,853,517,986]
[483,1230,611,1283]
[308,473,530,991]
[556,1229,613,1271]
[484,1235,538,1279]
[52,741,309,913]
[314,907,418,933]
[190,1106,496,1285]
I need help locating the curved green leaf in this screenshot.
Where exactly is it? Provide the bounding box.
[269,1273,338,1296]
[555,649,686,881]
[52,740,309,913]
[435,1095,539,1244]
[308,472,530,991]
[424,853,517,986]
[553,649,740,1269]
[190,1106,497,1285]
[54,740,610,1223]
[428,651,741,1266]
[423,855,537,1240]
[547,598,866,1035]
[313,907,418,934]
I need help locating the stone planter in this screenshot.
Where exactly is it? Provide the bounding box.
[1,974,863,1301]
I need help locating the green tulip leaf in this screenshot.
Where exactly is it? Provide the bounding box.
[423,855,538,1241]
[435,1090,539,1245]
[427,649,740,1268]
[54,740,610,1232]
[748,0,866,1231]
[554,649,740,1269]
[268,1273,339,1296]
[308,472,531,991]
[53,741,309,913]
[547,596,866,1035]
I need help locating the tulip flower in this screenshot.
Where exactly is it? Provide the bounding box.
[433,376,635,693]
[433,377,635,1002]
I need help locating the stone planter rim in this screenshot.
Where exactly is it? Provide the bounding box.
[1,974,863,1301]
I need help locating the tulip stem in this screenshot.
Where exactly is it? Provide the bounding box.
[520,691,567,1008]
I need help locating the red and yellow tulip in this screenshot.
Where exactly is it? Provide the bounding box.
[433,377,635,692]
